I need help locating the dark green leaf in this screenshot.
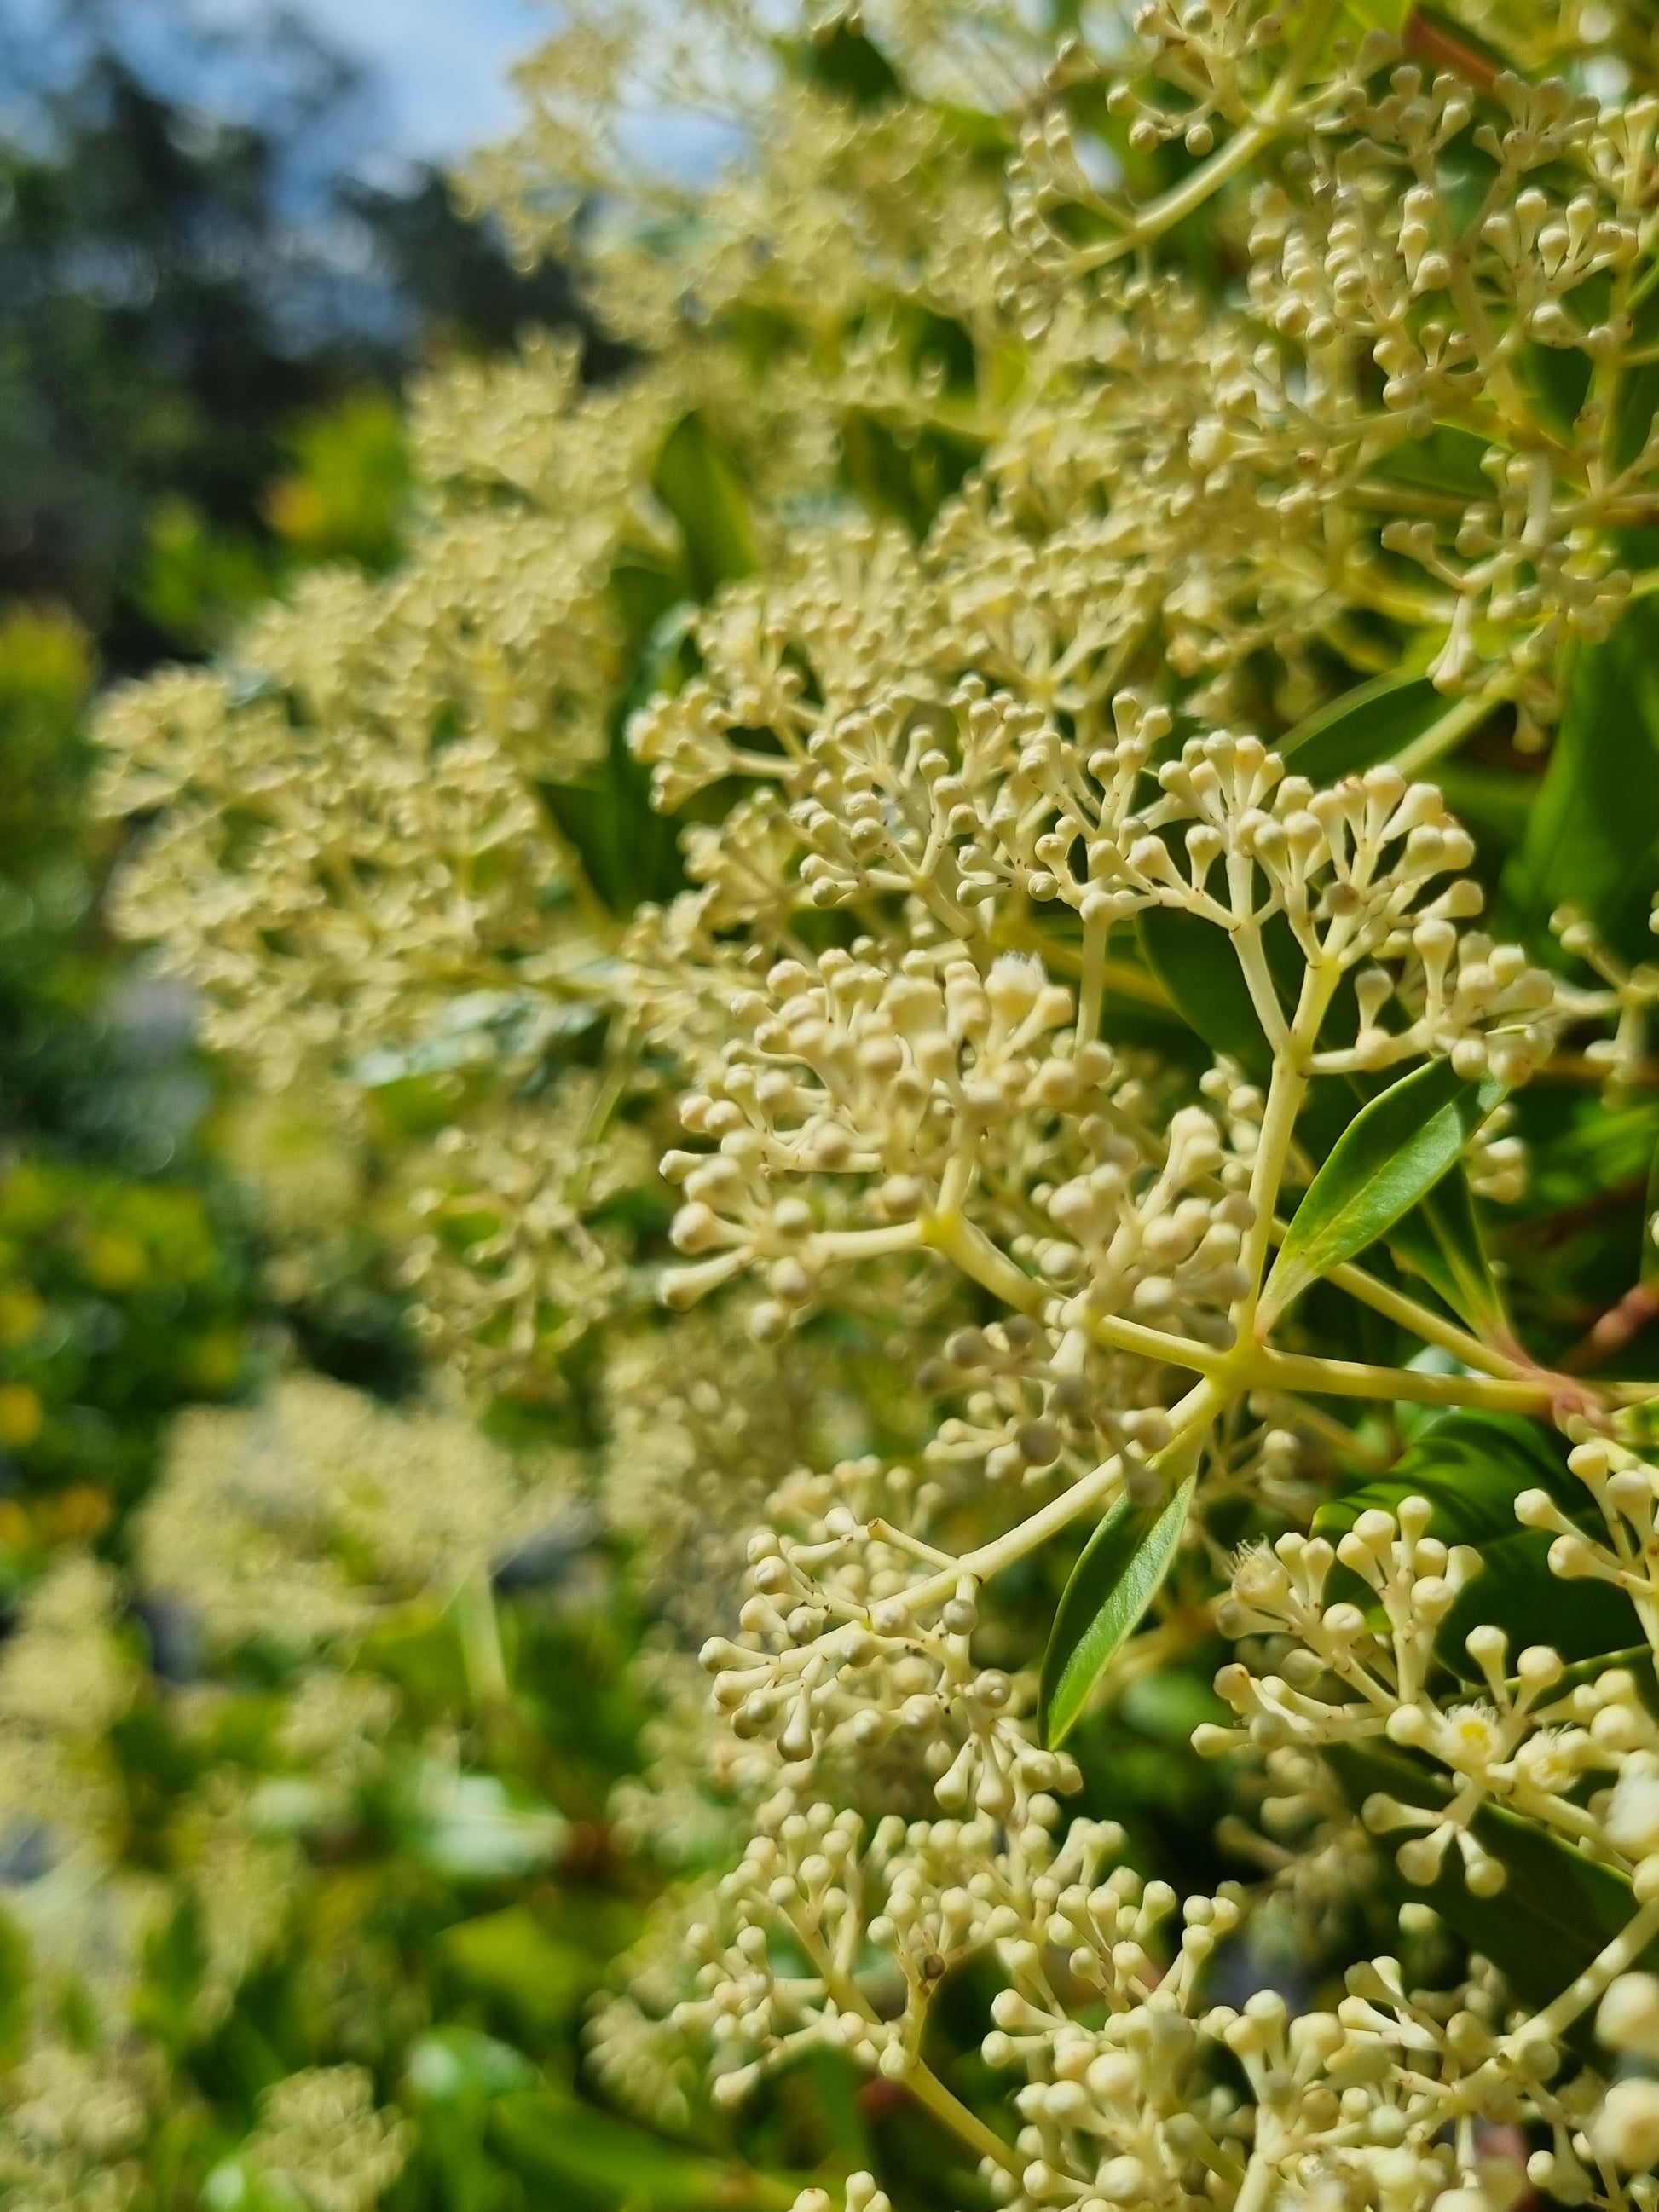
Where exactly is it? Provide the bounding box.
[1279,670,1442,783]
[784,20,905,104]
[1643,1136,1659,1291]
[1041,1431,1204,1747]
[1326,1741,1656,2018]
[1384,1164,1506,1337]
[1314,1408,1575,1549]
[1509,599,1659,964]
[653,413,758,598]
[1263,1059,1505,1323]
[1435,1529,1644,1681]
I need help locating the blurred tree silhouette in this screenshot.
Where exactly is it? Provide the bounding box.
[0,0,616,667]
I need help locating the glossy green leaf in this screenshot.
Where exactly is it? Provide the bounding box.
[1510,598,1659,964]
[653,412,758,598]
[1279,669,1442,783]
[1314,1407,1575,1549]
[1041,1431,1204,1747]
[1384,1162,1506,1336]
[1435,1529,1644,1681]
[1262,1059,1505,1322]
[1327,1741,1658,2018]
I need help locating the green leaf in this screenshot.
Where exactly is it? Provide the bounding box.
[1384,1163,1506,1337]
[1326,1740,1657,2017]
[491,2089,790,2211]
[1040,1430,1205,1747]
[439,1908,598,2032]
[1262,1058,1505,1323]
[783,20,905,105]
[1314,1408,1575,1549]
[405,2025,539,2106]
[1434,1529,1644,1681]
[652,413,758,598]
[1279,670,1442,783]
[1510,598,1659,964]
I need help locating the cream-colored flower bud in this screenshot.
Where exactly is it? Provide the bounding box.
[1598,1972,1659,2061]
[1608,1771,1659,1861]
[1593,2078,1659,2170]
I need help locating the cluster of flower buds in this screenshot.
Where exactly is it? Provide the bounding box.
[1518,1435,1659,1640]
[698,1505,1079,1822]
[669,1795,1094,2109]
[658,945,1112,1328]
[924,1314,1183,1487]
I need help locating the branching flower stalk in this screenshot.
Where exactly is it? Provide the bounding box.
[77,1,1659,2208]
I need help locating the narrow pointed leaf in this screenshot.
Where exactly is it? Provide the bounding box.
[1314,1408,1575,1551]
[1384,1163,1506,1336]
[1279,668,1441,783]
[653,412,757,597]
[1433,1529,1644,1681]
[1263,1058,1504,1323]
[1040,1432,1205,1747]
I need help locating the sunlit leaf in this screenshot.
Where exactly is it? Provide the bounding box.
[1041,1429,1205,1747]
[1262,1059,1505,1323]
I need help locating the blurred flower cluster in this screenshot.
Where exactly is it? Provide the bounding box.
[32,0,1659,2207]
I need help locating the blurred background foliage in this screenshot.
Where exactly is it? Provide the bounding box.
[0,0,626,1547]
[0,9,683,2207]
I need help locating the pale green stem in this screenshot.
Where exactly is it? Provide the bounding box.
[1251,1345,1556,1412]
[456,1568,510,1712]
[1316,1250,1522,1378]
[1077,0,1342,270]
[903,1378,1223,1614]
[904,2059,1024,2181]
[1510,1893,1659,2046]
[1239,960,1338,1337]
[1078,908,1109,1045]
[791,1914,1021,2180]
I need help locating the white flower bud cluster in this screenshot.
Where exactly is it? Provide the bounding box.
[630,525,951,816]
[1107,0,1285,159]
[698,1509,1078,1823]
[1203,1502,1564,1896]
[791,2174,892,2212]
[1517,1435,1659,1639]
[81,7,1659,2206]
[658,945,1113,1326]
[97,551,610,1093]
